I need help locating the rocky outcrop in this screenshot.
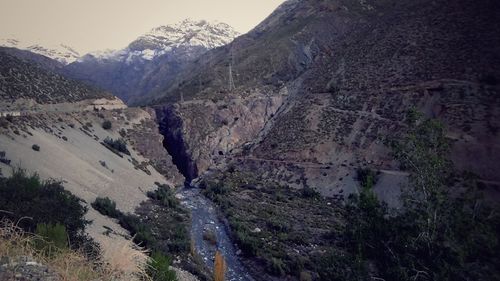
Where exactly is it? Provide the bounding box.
[127,108,185,186]
[0,256,60,281]
[156,93,286,182]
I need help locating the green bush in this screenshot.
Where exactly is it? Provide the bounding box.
[103,137,130,155]
[268,257,286,276]
[91,197,120,218]
[147,252,177,281]
[118,214,156,249]
[300,186,320,199]
[91,197,156,248]
[35,223,69,256]
[356,168,378,189]
[202,181,231,199]
[147,186,178,209]
[102,120,112,130]
[0,169,90,248]
[339,112,500,281]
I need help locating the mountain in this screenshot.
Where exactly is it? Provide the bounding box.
[63,19,239,103]
[0,38,81,65]
[145,0,500,279]
[0,46,65,72]
[151,0,500,192]
[0,50,113,104]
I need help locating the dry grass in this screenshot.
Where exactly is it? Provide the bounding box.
[0,218,151,281]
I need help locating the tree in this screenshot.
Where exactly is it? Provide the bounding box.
[214,250,227,281]
[341,110,500,281]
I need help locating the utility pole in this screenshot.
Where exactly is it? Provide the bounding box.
[228,49,236,91]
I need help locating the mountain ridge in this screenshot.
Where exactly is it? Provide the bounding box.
[63,19,239,103]
[0,38,81,65]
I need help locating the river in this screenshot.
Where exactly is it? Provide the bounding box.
[178,187,255,281]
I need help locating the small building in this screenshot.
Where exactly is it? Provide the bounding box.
[0,111,21,117]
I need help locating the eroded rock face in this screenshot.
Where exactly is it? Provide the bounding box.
[155,93,286,181]
[151,0,500,201]
[127,108,185,186]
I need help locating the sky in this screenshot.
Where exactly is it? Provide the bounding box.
[0,0,285,54]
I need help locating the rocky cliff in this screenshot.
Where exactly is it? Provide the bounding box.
[151,0,500,200]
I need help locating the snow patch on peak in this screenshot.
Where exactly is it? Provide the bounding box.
[136,19,239,51]
[0,38,81,64]
[82,19,238,64]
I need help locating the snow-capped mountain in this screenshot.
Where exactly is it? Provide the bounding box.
[0,38,81,64]
[65,19,238,103]
[81,19,238,63]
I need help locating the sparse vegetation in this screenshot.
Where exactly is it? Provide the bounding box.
[102,120,112,130]
[34,223,68,256]
[147,252,177,281]
[91,197,121,218]
[0,151,10,165]
[201,171,341,278]
[0,219,149,280]
[147,185,179,209]
[0,169,90,248]
[103,137,130,155]
[92,191,190,280]
[0,117,9,128]
[332,112,500,281]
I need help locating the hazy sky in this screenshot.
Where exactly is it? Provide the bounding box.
[0,0,285,53]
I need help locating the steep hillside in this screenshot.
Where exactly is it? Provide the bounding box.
[0,50,113,105]
[0,107,186,278]
[64,19,239,103]
[0,46,65,71]
[140,1,500,279]
[151,0,500,198]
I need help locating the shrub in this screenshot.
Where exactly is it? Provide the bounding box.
[0,219,148,280]
[118,214,156,249]
[32,144,40,151]
[91,196,157,249]
[0,117,8,128]
[268,257,286,276]
[340,112,500,281]
[0,151,10,165]
[301,186,320,199]
[103,137,130,155]
[356,168,378,189]
[0,169,90,247]
[102,120,112,130]
[202,181,231,199]
[35,223,69,256]
[147,186,178,209]
[147,252,177,281]
[91,197,120,218]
